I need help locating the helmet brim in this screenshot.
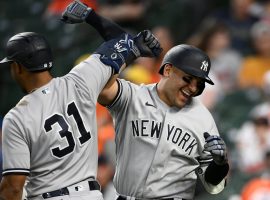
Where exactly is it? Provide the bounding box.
[159,64,214,85]
[0,57,13,66]
[180,65,214,85]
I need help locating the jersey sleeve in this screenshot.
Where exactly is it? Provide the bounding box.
[106,79,133,129]
[68,54,114,102]
[2,116,30,176]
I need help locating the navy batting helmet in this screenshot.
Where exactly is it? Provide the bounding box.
[159,44,214,96]
[159,44,214,85]
[0,32,53,72]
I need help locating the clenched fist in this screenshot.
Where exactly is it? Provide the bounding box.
[204,132,228,165]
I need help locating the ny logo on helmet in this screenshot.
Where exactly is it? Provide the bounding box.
[200,61,208,71]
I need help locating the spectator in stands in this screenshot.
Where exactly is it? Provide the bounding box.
[203,0,259,55]
[189,21,243,110]
[241,177,270,200]
[96,0,147,32]
[240,151,270,200]
[235,110,270,173]
[238,19,270,89]
[145,0,215,43]
[248,0,270,20]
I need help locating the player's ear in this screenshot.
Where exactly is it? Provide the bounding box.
[10,62,19,74]
[15,62,27,74]
[163,64,173,77]
[10,62,22,74]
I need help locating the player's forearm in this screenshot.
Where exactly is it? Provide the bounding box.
[205,161,229,185]
[0,191,23,200]
[85,10,126,41]
[0,176,26,200]
[98,76,120,106]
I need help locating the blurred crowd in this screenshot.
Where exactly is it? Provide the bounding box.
[1,0,270,199]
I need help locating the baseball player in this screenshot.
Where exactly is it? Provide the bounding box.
[0,5,161,200]
[62,2,230,199]
[100,48,229,200]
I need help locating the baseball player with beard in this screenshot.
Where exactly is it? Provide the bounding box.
[0,2,161,199]
[62,2,230,200]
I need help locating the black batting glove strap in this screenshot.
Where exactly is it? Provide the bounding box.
[205,161,229,185]
[95,33,140,74]
[203,132,228,165]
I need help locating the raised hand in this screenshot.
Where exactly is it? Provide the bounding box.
[134,30,162,57]
[61,0,92,24]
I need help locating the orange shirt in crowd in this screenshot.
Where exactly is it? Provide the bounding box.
[241,178,270,200]
[238,56,270,89]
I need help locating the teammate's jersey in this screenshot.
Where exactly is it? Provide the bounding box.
[108,79,225,199]
[2,54,113,197]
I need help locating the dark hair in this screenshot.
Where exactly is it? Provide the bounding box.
[196,21,230,52]
[253,117,269,126]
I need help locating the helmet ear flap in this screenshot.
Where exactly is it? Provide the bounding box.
[194,82,205,96]
[159,65,165,75]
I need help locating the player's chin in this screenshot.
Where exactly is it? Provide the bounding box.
[175,101,186,109]
[176,93,189,108]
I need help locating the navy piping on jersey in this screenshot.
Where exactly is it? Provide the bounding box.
[107,79,122,109]
[3,168,30,176]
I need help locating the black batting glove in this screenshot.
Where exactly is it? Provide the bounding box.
[124,30,162,66]
[134,30,162,57]
[204,132,228,166]
[61,0,92,24]
[95,33,140,73]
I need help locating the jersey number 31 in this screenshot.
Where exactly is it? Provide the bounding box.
[44,102,91,158]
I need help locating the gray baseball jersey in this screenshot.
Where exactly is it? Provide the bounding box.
[108,79,226,199]
[2,54,113,197]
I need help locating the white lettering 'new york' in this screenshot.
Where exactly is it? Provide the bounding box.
[131,120,197,155]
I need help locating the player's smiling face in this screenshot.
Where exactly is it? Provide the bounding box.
[160,65,203,108]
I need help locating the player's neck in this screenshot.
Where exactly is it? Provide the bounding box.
[156,81,172,107]
[25,71,53,94]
